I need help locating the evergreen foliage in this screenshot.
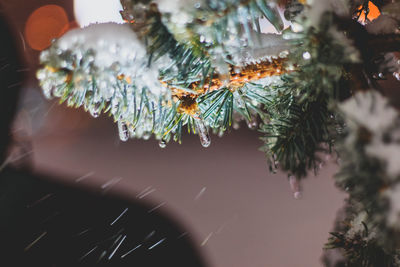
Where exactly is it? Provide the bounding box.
[35,0,400,265]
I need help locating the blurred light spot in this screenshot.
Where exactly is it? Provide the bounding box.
[24,5,69,51]
[357,1,381,24]
[74,0,124,27]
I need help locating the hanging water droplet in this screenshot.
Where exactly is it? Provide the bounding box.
[194,2,201,8]
[247,119,257,130]
[195,117,211,148]
[89,102,101,118]
[199,35,205,43]
[90,110,99,118]
[302,51,311,60]
[118,121,129,142]
[128,124,136,137]
[318,161,324,170]
[289,176,302,200]
[143,132,151,140]
[159,139,167,148]
[378,72,385,79]
[293,191,302,199]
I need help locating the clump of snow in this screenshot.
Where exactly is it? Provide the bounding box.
[366,142,400,178]
[37,23,172,141]
[385,183,400,228]
[340,91,400,178]
[56,23,164,94]
[328,26,361,63]
[305,0,349,27]
[231,33,290,66]
[346,211,376,240]
[340,91,400,229]
[340,91,397,133]
[58,23,144,67]
[155,0,200,25]
[41,23,168,96]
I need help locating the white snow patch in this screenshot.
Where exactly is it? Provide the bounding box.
[339,91,397,133]
[386,183,400,228]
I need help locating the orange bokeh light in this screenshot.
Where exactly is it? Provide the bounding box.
[357,1,381,24]
[24,5,69,51]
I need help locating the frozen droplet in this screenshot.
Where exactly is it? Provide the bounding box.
[293,191,302,199]
[143,132,151,140]
[289,176,302,200]
[90,110,99,118]
[302,51,311,60]
[318,161,324,170]
[195,117,211,148]
[247,119,257,130]
[118,121,129,142]
[159,139,167,148]
[199,35,205,43]
[89,102,101,118]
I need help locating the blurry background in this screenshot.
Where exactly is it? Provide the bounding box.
[1,0,345,266]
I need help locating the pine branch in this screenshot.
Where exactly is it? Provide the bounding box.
[259,86,334,177]
[166,57,289,100]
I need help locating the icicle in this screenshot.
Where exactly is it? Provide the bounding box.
[247,118,258,130]
[89,102,102,118]
[118,121,129,142]
[159,139,167,148]
[128,124,136,137]
[289,175,302,199]
[194,117,211,148]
